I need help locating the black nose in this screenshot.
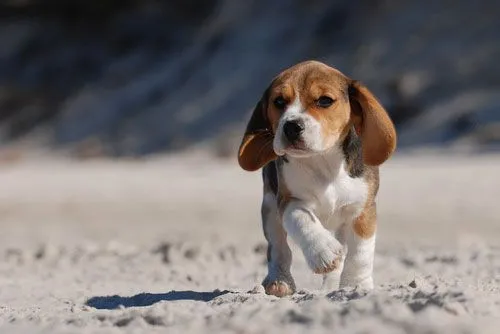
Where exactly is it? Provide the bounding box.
[283,120,304,143]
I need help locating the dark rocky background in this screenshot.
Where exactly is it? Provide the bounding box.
[0,0,499,158]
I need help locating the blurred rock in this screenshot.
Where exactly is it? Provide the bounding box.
[0,0,498,155]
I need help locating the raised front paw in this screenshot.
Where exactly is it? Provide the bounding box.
[303,231,344,274]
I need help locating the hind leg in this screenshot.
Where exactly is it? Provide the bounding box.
[261,192,295,297]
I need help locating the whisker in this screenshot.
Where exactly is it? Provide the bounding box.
[253,129,273,137]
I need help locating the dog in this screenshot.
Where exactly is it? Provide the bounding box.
[237,61,397,297]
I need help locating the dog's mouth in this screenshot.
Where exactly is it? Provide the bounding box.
[288,140,306,151]
[274,126,319,157]
[279,141,317,158]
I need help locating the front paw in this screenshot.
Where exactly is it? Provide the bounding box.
[303,232,344,274]
[262,275,296,297]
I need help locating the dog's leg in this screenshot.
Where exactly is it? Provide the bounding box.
[339,206,376,290]
[321,228,347,291]
[261,192,295,297]
[282,201,344,275]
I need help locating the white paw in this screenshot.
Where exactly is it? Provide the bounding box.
[302,231,344,274]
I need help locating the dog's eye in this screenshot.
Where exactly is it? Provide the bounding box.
[273,96,287,110]
[316,96,335,108]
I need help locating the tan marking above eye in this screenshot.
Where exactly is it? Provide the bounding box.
[353,206,377,239]
[272,85,294,101]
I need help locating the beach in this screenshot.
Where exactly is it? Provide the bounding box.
[0,152,499,333]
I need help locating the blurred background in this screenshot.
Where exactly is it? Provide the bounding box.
[0,0,499,161]
[0,0,499,247]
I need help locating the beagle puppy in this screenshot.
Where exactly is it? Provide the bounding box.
[238,61,396,297]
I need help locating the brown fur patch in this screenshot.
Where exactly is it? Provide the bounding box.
[238,97,277,171]
[352,167,379,239]
[349,81,397,166]
[307,103,350,148]
[353,204,377,239]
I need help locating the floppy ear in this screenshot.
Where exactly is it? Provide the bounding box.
[238,92,277,171]
[349,80,397,166]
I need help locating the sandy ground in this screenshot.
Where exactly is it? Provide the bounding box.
[0,151,499,333]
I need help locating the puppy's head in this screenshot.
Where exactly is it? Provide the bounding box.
[238,61,397,171]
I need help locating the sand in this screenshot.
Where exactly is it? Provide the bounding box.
[0,152,499,333]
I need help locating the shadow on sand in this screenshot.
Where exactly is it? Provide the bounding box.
[86,289,231,309]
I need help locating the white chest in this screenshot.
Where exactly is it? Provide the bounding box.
[281,155,368,229]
